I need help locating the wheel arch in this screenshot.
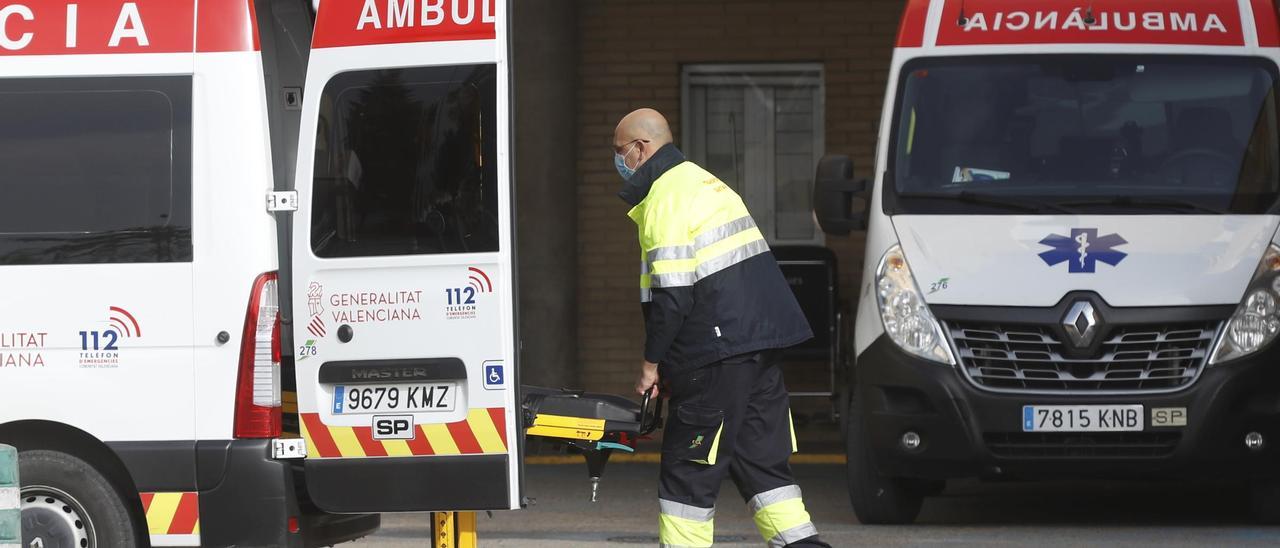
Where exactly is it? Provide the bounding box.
[0,419,151,542]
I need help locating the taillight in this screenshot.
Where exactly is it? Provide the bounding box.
[234,272,282,438]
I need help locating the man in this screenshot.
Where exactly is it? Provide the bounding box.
[613,108,831,548]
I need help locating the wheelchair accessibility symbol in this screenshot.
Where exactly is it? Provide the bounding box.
[483,362,504,390]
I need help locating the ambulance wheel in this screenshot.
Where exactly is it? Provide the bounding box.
[845,392,923,525]
[20,450,143,548]
[1250,478,1280,524]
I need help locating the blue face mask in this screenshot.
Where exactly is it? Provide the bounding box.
[615,143,638,181]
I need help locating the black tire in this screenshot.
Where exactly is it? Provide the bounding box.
[1251,478,1280,524]
[20,449,144,548]
[846,391,923,525]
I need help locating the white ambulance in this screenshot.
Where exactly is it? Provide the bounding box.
[816,0,1280,525]
[0,0,523,545]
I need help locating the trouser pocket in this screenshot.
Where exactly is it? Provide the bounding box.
[665,404,726,465]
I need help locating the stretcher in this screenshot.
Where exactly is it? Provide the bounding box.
[522,386,664,501]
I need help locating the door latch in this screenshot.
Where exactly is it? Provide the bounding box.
[267,191,299,212]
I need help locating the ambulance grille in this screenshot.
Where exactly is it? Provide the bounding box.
[984,432,1181,459]
[947,321,1220,394]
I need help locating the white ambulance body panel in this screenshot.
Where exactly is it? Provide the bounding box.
[290,0,521,512]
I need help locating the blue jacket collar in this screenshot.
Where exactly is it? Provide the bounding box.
[618,144,685,207]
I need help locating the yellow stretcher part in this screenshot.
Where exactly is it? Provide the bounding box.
[527,413,606,441]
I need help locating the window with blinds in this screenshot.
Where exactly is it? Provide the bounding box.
[682,64,825,245]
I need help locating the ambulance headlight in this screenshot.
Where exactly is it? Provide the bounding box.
[875,245,954,365]
[1211,245,1280,364]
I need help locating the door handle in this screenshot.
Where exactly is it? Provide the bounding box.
[337,324,353,343]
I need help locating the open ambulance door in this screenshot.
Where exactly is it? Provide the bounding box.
[289,0,519,512]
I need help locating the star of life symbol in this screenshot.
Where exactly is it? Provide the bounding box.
[1038,228,1127,273]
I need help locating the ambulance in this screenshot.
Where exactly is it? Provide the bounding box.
[0,0,533,545]
[815,0,1280,525]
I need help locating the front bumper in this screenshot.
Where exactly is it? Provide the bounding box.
[856,336,1280,480]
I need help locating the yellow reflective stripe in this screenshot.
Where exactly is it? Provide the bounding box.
[422,423,461,455]
[329,426,365,458]
[789,410,798,454]
[659,514,715,548]
[383,439,414,457]
[468,408,507,453]
[146,493,182,535]
[301,418,321,459]
[650,257,696,276]
[752,498,813,544]
[907,108,917,155]
[695,227,765,263]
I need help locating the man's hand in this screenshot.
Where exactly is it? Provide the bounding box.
[635,360,659,395]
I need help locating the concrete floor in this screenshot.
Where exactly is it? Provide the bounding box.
[351,461,1280,547]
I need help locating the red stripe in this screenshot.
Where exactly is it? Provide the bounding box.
[168,493,200,535]
[406,426,435,455]
[487,407,507,448]
[1253,0,1280,46]
[302,413,342,458]
[897,0,930,47]
[139,492,155,513]
[352,426,389,457]
[446,420,483,454]
[196,0,260,52]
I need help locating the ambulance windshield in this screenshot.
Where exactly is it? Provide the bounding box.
[889,55,1280,215]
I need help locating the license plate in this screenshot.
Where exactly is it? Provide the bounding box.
[332,383,456,415]
[1022,405,1144,432]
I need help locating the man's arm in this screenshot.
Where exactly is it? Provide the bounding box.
[643,285,695,364]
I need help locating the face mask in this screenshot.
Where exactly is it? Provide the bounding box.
[615,143,638,181]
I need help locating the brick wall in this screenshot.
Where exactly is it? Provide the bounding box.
[574,0,903,395]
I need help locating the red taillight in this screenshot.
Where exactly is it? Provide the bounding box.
[234,272,282,439]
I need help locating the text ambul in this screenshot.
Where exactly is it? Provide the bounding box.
[356,0,496,30]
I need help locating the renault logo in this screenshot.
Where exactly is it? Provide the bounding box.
[1062,301,1099,347]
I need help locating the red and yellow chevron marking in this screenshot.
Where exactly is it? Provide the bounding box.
[301,408,508,458]
[140,491,200,536]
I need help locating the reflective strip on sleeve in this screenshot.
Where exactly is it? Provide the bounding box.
[747,485,818,548]
[695,238,769,280]
[659,499,715,548]
[648,245,696,263]
[651,271,697,288]
[641,288,652,303]
[693,216,757,251]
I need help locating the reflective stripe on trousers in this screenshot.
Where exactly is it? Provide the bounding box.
[748,485,819,547]
[659,498,715,548]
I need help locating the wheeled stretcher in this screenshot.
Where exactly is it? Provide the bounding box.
[522,386,664,501]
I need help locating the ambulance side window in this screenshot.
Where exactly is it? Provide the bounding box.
[0,76,193,265]
[310,64,499,258]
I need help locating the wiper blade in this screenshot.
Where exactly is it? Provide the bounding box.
[896,191,1080,215]
[1060,196,1225,214]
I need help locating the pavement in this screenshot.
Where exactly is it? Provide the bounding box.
[351,459,1280,547]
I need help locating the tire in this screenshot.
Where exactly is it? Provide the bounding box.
[1251,479,1280,524]
[845,391,923,525]
[20,450,144,548]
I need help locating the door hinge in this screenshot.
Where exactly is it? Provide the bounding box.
[272,438,308,459]
[267,191,299,212]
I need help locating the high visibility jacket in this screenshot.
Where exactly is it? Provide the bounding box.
[620,145,812,375]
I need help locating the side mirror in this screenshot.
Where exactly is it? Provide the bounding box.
[813,155,870,236]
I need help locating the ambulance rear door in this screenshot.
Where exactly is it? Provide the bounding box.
[290,0,519,512]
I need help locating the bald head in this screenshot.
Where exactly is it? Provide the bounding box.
[613,108,674,177]
[615,108,674,146]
